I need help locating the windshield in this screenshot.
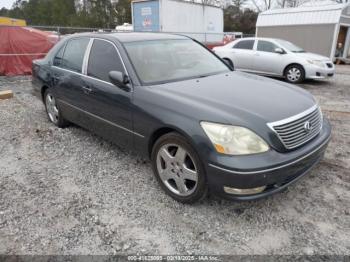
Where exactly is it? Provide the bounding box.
[275,39,305,53]
[124,39,230,84]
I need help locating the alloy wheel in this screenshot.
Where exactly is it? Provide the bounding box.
[45,93,59,124]
[156,144,198,196]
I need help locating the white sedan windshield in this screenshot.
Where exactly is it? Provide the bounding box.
[275,39,305,53]
[124,39,230,84]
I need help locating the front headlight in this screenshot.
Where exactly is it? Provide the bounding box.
[200,122,269,155]
[307,60,325,68]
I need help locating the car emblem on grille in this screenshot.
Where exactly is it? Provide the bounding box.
[304,121,312,132]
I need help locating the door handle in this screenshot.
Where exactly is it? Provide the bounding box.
[82,86,92,94]
[52,75,60,82]
[51,75,60,85]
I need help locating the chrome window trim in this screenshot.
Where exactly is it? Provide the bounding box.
[52,65,118,88]
[209,134,330,175]
[84,74,117,87]
[52,65,88,78]
[82,38,94,75]
[58,99,145,138]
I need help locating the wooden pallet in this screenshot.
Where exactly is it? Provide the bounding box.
[0,90,14,100]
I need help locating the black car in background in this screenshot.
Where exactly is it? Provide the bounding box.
[32,33,331,203]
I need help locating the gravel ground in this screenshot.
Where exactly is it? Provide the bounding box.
[0,68,349,256]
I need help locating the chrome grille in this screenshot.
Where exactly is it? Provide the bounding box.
[268,105,322,149]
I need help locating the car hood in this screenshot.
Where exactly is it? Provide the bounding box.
[294,52,330,61]
[148,71,316,125]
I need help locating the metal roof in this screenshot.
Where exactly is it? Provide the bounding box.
[257,3,349,27]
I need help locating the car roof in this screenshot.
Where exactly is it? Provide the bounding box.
[236,37,287,42]
[110,32,189,42]
[236,37,279,42]
[70,32,190,42]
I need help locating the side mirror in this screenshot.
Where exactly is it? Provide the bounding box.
[109,71,131,91]
[275,48,285,54]
[223,59,234,70]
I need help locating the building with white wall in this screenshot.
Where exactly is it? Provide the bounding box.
[256,3,350,59]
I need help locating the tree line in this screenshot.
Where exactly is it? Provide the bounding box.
[0,0,131,28]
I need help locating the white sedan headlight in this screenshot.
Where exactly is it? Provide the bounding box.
[200,122,269,155]
[307,60,325,68]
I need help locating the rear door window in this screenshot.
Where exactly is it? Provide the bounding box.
[87,39,124,83]
[60,38,90,73]
[53,45,65,67]
[233,40,255,50]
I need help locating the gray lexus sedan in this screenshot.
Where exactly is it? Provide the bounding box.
[32,33,331,203]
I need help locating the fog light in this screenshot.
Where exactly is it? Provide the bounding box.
[224,186,266,195]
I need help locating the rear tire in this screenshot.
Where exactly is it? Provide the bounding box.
[44,88,68,128]
[151,132,208,204]
[284,64,305,83]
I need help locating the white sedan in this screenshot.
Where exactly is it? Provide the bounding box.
[213,37,335,83]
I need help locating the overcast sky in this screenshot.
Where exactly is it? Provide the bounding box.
[0,0,16,9]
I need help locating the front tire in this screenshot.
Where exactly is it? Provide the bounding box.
[151,132,208,204]
[284,64,305,83]
[44,89,68,128]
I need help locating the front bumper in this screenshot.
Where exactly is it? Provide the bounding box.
[304,64,335,79]
[206,119,331,201]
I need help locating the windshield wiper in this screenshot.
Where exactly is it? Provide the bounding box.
[197,71,228,79]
